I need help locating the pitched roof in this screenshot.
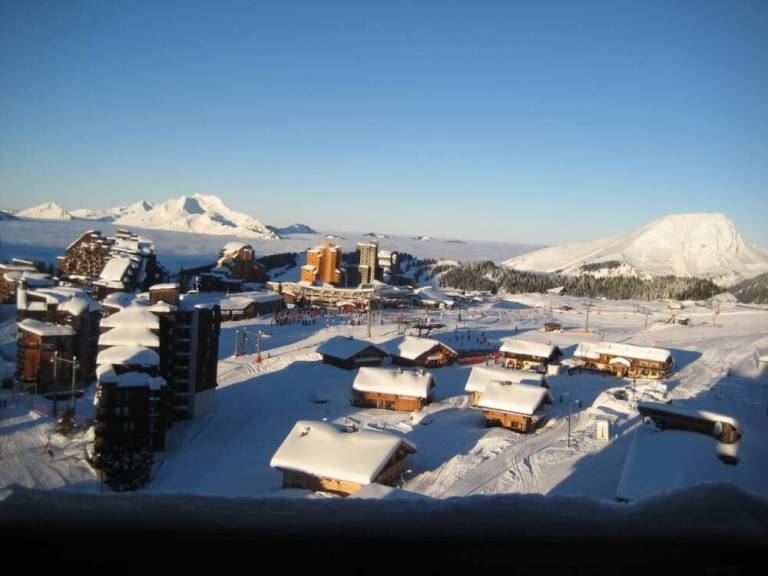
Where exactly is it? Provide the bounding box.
[499,339,561,359]
[96,365,166,390]
[96,345,159,366]
[353,367,434,399]
[98,324,159,348]
[386,336,457,361]
[17,319,75,337]
[465,365,545,393]
[270,420,417,485]
[317,336,388,360]
[100,307,160,329]
[477,382,551,416]
[574,342,671,363]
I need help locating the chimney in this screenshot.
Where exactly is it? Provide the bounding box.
[16,278,28,311]
[149,283,180,306]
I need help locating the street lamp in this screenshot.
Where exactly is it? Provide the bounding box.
[568,399,582,448]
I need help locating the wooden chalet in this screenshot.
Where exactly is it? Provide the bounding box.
[573,342,673,379]
[386,336,458,368]
[544,322,562,332]
[638,402,741,445]
[352,366,435,411]
[500,339,563,373]
[316,336,388,369]
[0,262,55,303]
[477,382,553,433]
[16,319,75,394]
[270,420,417,496]
[218,292,284,321]
[464,365,546,407]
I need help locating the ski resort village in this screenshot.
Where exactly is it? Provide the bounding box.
[1,203,767,510]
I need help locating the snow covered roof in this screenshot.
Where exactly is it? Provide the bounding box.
[386,336,457,361]
[17,319,75,337]
[317,336,388,360]
[99,257,132,283]
[477,382,552,416]
[149,283,179,291]
[3,270,55,286]
[353,367,434,399]
[270,420,417,486]
[101,292,138,310]
[616,424,737,502]
[219,296,256,311]
[638,402,740,429]
[223,241,251,253]
[499,339,561,359]
[465,365,545,393]
[57,296,92,317]
[100,307,160,329]
[99,324,159,348]
[96,345,159,367]
[573,342,671,363]
[96,365,166,390]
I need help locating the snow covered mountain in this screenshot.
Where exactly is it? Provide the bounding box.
[113,194,278,239]
[267,223,317,236]
[504,213,768,286]
[17,202,73,220]
[70,201,154,221]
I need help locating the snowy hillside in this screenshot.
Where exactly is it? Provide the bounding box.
[16,202,73,220]
[267,223,317,236]
[70,201,154,221]
[504,213,768,287]
[112,194,278,239]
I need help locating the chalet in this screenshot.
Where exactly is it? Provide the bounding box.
[544,322,563,332]
[500,339,563,373]
[573,342,673,379]
[416,288,455,310]
[0,260,55,302]
[638,402,741,445]
[352,366,436,411]
[218,291,284,321]
[476,382,553,433]
[16,319,75,394]
[317,336,388,370]
[386,336,458,368]
[16,282,102,391]
[270,420,417,496]
[464,365,546,407]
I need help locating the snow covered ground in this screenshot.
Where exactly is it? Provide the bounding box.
[2,292,767,503]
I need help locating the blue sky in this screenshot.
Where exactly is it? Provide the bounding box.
[1,0,767,247]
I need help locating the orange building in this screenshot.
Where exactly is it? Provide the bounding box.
[301,241,344,286]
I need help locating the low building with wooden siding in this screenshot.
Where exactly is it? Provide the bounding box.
[573,342,673,379]
[499,339,563,373]
[464,365,546,407]
[477,382,553,433]
[386,336,458,368]
[352,366,435,411]
[16,319,75,394]
[544,322,562,332]
[270,420,417,496]
[0,261,55,302]
[316,336,388,370]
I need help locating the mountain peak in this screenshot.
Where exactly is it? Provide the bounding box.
[504,212,768,286]
[17,202,73,220]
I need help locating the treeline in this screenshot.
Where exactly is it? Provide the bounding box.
[437,261,723,301]
[729,272,768,304]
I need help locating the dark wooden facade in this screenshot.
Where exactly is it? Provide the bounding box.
[321,345,388,370]
[579,354,672,379]
[352,390,430,412]
[57,230,113,280]
[391,344,457,368]
[280,445,414,497]
[16,329,74,394]
[482,408,544,433]
[502,349,562,372]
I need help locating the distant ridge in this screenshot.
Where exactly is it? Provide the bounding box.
[504,213,768,287]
